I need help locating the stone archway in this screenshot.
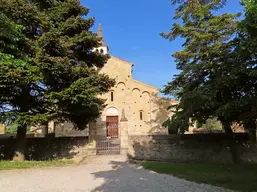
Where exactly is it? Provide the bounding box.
[105,107,119,137]
[96,107,121,155]
[105,107,119,117]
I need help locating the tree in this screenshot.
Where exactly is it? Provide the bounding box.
[0,12,39,161]
[233,0,257,143]
[161,0,242,162]
[0,0,115,161]
[162,106,190,134]
[161,0,240,128]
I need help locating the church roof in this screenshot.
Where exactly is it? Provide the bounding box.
[131,79,160,91]
[110,56,134,66]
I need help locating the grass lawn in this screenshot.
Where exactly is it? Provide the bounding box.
[0,159,74,170]
[142,162,257,192]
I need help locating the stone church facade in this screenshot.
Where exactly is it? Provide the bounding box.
[93,24,176,139]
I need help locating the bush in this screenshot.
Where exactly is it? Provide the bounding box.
[196,117,222,130]
[5,123,30,134]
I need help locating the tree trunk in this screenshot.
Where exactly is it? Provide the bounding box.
[13,124,27,161]
[222,121,240,164]
[244,120,256,144]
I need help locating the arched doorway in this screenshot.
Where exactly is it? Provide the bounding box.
[105,107,119,137]
[96,107,121,155]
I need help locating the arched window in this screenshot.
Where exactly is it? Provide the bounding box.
[140,111,143,121]
[111,91,114,102]
[100,49,104,54]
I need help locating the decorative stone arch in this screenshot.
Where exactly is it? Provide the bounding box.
[116,82,126,91]
[142,91,151,122]
[142,91,150,101]
[132,88,140,101]
[105,107,119,116]
[132,88,140,92]
[105,107,119,137]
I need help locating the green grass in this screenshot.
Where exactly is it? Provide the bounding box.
[142,162,257,192]
[0,159,74,170]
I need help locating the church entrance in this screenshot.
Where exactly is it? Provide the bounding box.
[96,115,120,155]
[106,116,119,137]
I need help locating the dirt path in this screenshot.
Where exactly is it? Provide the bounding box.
[0,155,231,192]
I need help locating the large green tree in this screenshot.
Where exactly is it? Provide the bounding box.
[233,0,257,142]
[0,0,115,161]
[161,0,242,162]
[161,0,240,129]
[0,11,40,161]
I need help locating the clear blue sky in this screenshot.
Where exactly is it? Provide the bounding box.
[82,0,244,89]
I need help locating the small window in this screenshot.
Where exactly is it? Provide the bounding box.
[111,91,114,102]
[140,111,143,121]
[100,49,104,54]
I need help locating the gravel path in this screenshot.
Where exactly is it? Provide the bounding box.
[0,155,231,192]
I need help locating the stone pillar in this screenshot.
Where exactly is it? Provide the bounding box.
[120,109,129,155]
[88,121,97,155]
[48,121,55,133]
[0,124,4,134]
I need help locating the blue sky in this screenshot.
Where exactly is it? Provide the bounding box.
[82,0,244,89]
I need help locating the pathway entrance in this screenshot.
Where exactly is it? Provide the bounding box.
[96,116,120,155]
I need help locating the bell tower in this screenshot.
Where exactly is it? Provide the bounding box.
[93,23,109,55]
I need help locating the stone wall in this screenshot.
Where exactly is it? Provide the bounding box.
[0,135,89,160]
[128,134,257,164]
[55,122,89,137]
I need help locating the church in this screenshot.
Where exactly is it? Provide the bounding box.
[92,24,176,137]
[0,24,176,138]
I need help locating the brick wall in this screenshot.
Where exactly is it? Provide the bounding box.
[0,135,89,160]
[128,134,257,164]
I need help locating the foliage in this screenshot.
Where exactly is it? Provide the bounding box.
[0,0,115,130]
[4,123,30,134]
[143,162,257,192]
[196,117,223,130]
[162,103,189,134]
[161,0,257,163]
[163,115,189,134]
[161,0,247,134]
[234,0,257,129]
[0,0,115,160]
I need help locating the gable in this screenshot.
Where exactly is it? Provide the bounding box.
[100,56,133,80]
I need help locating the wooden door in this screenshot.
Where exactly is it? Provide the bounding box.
[106,116,119,137]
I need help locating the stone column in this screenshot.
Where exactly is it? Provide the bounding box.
[48,121,55,133]
[0,124,4,134]
[120,109,129,155]
[88,121,97,155]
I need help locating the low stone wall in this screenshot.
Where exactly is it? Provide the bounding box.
[0,135,89,160]
[55,122,89,137]
[128,134,257,164]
